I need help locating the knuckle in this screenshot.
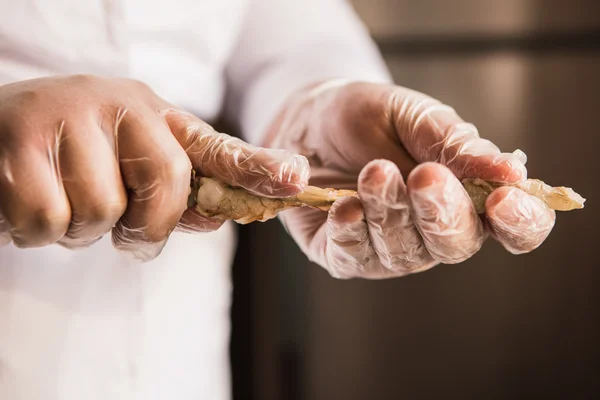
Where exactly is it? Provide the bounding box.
[0,233,11,246]
[188,119,220,141]
[7,88,43,107]
[128,78,155,95]
[13,205,71,247]
[0,113,38,148]
[326,265,353,280]
[199,131,230,155]
[156,153,192,185]
[325,250,369,280]
[397,257,438,274]
[112,227,166,261]
[434,252,470,265]
[498,226,552,255]
[376,242,429,274]
[428,238,481,264]
[144,228,172,244]
[125,78,163,105]
[68,74,101,87]
[31,207,70,235]
[85,199,127,225]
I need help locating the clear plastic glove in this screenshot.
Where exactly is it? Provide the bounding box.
[0,75,309,260]
[264,80,556,279]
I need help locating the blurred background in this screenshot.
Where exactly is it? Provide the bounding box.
[229,1,600,399]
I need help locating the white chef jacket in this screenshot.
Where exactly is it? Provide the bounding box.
[0,1,390,399]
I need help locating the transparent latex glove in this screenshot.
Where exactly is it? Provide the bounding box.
[0,75,309,260]
[264,80,555,279]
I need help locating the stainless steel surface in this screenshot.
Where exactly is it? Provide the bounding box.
[349,0,600,37]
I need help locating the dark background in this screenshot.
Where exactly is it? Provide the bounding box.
[229,1,600,399]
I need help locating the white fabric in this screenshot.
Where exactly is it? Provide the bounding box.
[0,1,390,399]
[224,0,392,143]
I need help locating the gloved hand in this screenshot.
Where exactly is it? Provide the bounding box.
[0,75,309,260]
[264,79,556,279]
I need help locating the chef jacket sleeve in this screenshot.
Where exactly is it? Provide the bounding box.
[224,0,393,145]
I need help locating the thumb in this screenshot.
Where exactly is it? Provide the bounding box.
[162,108,310,197]
[390,87,527,183]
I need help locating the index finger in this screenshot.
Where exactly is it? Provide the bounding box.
[390,88,527,183]
[163,109,310,198]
